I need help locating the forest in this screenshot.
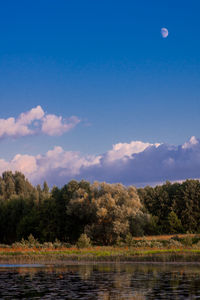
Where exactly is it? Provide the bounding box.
[0,171,199,245]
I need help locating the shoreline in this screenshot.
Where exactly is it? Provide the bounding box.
[0,248,200,264]
[1,261,200,266]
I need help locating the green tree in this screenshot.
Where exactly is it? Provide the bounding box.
[43,181,49,195]
[2,171,15,199]
[66,180,96,243]
[85,182,142,245]
[167,211,183,234]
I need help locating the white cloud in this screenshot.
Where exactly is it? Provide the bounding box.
[0,145,99,186]
[18,105,44,125]
[0,154,37,175]
[0,106,80,139]
[105,141,160,162]
[182,136,199,149]
[11,154,37,174]
[0,137,200,187]
[41,115,80,136]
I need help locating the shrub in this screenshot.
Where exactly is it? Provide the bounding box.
[194,241,200,248]
[181,236,193,247]
[27,234,40,248]
[125,233,134,247]
[192,235,200,245]
[134,239,152,248]
[76,234,91,249]
[53,239,62,249]
[150,241,163,248]
[42,242,54,249]
[171,235,181,242]
[12,241,24,248]
[63,242,72,248]
[0,244,10,248]
[12,235,41,249]
[167,239,183,248]
[115,237,124,247]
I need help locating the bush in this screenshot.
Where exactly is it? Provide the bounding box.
[12,235,41,249]
[181,236,193,247]
[125,233,134,247]
[150,241,163,248]
[134,239,152,248]
[0,244,10,248]
[167,239,183,248]
[42,242,54,249]
[53,239,62,249]
[191,235,200,245]
[27,234,40,248]
[76,234,91,249]
[63,242,72,248]
[12,241,24,248]
[115,237,125,247]
[194,241,200,248]
[171,235,181,242]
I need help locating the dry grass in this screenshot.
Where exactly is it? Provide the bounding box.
[133,234,198,241]
[0,234,199,263]
[0,248,200,264]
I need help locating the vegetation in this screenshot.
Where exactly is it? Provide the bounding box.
[0,171,200,247]
[0,234,200,263]
[76,234,91,249]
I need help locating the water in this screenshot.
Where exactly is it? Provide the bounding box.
[0,263,200,299]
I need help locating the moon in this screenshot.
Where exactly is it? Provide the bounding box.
[161,28,169,38]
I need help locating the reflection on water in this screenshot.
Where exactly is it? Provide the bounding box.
[0,263,200,299]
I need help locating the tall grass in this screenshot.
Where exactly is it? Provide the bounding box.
[0,234,200,263]
[0,247,200,263]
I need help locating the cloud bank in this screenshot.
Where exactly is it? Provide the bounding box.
[0,137,200,187]
[0,106,80,139]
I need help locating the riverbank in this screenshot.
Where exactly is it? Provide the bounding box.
[0,247,200,264]
[0,234,200,264]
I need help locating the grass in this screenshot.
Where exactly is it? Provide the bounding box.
[0,234,200,263]
[0,246,200,263]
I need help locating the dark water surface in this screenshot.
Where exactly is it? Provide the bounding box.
[0,263,200,299]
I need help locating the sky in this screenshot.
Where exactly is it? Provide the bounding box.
[0,0,200,187]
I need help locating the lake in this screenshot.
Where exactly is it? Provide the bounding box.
[0,263,200,299]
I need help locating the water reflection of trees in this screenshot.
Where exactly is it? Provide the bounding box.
[128,265,200,299]
[0,263,200,299]
[76,264,200,299]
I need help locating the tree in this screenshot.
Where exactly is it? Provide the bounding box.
[85,182,142,245]
[43,181,49,195]
[167,211,183,234]
[2,171,15,199]
[172,180,200,232]
[66,180,96,243]
[0,178,5,198]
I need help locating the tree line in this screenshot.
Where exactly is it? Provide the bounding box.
[0,171,199,245]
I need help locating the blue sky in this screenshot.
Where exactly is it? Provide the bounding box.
[0,1,200,186]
